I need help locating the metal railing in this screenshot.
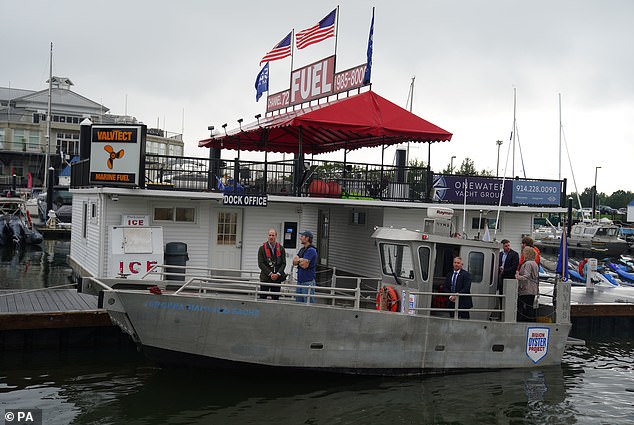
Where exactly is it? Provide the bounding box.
[94,267,569,325]
[69,152,567,206]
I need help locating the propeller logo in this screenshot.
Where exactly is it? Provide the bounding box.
[104,145,125,169]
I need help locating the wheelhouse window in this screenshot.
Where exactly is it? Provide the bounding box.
[468,251,485,283]
[418,246,431,281]
[379,243,414,280]
[596,227,617,237]
[153,206,195,223]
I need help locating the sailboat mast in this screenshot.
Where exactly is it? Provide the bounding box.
[43,42,53,189]
[558,93,562,180]
[406,76,415,165]
[511,87,517,177]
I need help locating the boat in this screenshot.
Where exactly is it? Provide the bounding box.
[606,263,634,283]
[94,214,573,375]
[0,197,44,247]
[535,220,630,258]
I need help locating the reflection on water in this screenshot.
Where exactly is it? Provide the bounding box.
[0,239,72,290]
[1,340,632,425]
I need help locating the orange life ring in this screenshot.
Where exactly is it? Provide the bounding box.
[375,285,400,312]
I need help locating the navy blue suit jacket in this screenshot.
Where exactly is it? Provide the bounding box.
[500,249,520,279]
[444,269,473,310]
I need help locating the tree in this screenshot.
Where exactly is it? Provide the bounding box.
[605,190,634,209]
[569,188,633,209]
[457,158,478,176]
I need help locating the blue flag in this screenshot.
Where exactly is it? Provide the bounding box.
[363,8,374,85]
[555,228,569,282]
[255,62,269,102]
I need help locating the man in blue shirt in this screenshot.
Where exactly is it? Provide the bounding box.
[293,230,317,303]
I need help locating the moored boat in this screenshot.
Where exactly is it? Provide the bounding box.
[0,197,44,247]
[95,215,572,375]
[535,220,630,258]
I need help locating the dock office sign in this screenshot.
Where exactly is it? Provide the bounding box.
[89,124,146,187]
[223,194,268,207]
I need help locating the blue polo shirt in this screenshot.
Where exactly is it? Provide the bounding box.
[297,245,317,283]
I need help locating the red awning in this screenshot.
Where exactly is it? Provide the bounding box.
[198,90,452,154]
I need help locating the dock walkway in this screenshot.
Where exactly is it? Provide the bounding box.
[0,288,110,331]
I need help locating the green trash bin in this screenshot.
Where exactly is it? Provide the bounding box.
[164,242,189,281]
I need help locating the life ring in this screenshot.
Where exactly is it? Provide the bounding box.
[375,285,399,312]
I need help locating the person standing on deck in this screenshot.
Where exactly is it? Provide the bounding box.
[257,228,286,300]
[519,236,541,268]
[516,246,539,322]
[443,256,473,319]
[292,230,317,303]
[498,239,519,294]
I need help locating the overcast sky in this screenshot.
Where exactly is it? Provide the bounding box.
[3,0,633,195]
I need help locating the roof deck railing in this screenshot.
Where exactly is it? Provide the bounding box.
[70,153,567,206]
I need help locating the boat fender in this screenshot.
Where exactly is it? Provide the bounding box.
[578,258,588,277]
[26,210,33,230]
[149,285,163,295]
[375,285,399,312]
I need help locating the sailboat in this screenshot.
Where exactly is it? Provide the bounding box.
[533,94,630,258]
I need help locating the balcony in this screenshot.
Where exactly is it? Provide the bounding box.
[71,153,567,207]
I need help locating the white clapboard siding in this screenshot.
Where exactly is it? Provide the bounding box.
[495,212,534,245]
[99,198,212,274]
[241,204,301,273]
[326,207,384,277]
[383,207,429,232]
[455,210,532,244]
[70,193,102,277]
[300,204,318,239]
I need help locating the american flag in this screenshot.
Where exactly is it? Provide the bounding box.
[260,31,292,66]
[296,9,336,50]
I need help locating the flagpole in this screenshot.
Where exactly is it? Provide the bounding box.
[286,29,295,114]
[290,29,295,76]
[333,5,340,69]
[462,178,467,237]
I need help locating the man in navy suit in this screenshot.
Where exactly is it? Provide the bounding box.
[444,256,472,319]
[498,239,519,294]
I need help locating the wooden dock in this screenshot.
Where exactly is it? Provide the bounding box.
[35,225,71,239]
[0,289,125,350]
[569,286,634,338]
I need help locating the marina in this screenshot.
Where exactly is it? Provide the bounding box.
[2,2,634,423]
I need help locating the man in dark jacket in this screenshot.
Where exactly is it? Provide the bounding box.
[257,228,286,300]
[498,239,520,294]
[443,256,473,319]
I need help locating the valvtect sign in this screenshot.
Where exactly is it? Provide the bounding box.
[89,124,146,187]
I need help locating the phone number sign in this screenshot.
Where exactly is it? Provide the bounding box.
[266,55,369,113]
[512,180,562,205]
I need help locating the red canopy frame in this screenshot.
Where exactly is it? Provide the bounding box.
[198,90,452,155]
